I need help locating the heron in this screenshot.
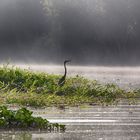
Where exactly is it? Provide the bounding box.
[58,60,71,86]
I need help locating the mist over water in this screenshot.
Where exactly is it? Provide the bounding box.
[6,64,139,89]
[0,0,140,65]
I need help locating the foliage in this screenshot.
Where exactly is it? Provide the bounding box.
[0,65,138,107]
[0,106,65,131]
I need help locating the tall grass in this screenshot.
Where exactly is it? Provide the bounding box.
[0,65,139,107]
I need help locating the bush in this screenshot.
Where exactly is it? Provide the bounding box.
[0,106,66,131]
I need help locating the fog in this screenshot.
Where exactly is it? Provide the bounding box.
[0,0,140,65]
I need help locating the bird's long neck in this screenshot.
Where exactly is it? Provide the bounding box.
[64,63,67,77]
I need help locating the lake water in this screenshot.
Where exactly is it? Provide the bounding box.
[1,64,140,140]
[1,101,140,140]
[16,64,140,89]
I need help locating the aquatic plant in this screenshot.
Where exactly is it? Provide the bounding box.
[0,65,138,107]
[0,106,66,131]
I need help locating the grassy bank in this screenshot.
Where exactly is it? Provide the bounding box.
[0,65,139,107]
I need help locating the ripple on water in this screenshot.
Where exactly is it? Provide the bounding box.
[0,103,139,140]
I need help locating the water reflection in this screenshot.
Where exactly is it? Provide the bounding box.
[0,132,32,140]
[1,103,140,140]
[0,126,139,140]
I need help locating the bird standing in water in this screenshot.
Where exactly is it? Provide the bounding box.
[58,60,71,86]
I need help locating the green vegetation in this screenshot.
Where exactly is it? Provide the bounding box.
[0,65,139,107]
[0,106,65,131]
